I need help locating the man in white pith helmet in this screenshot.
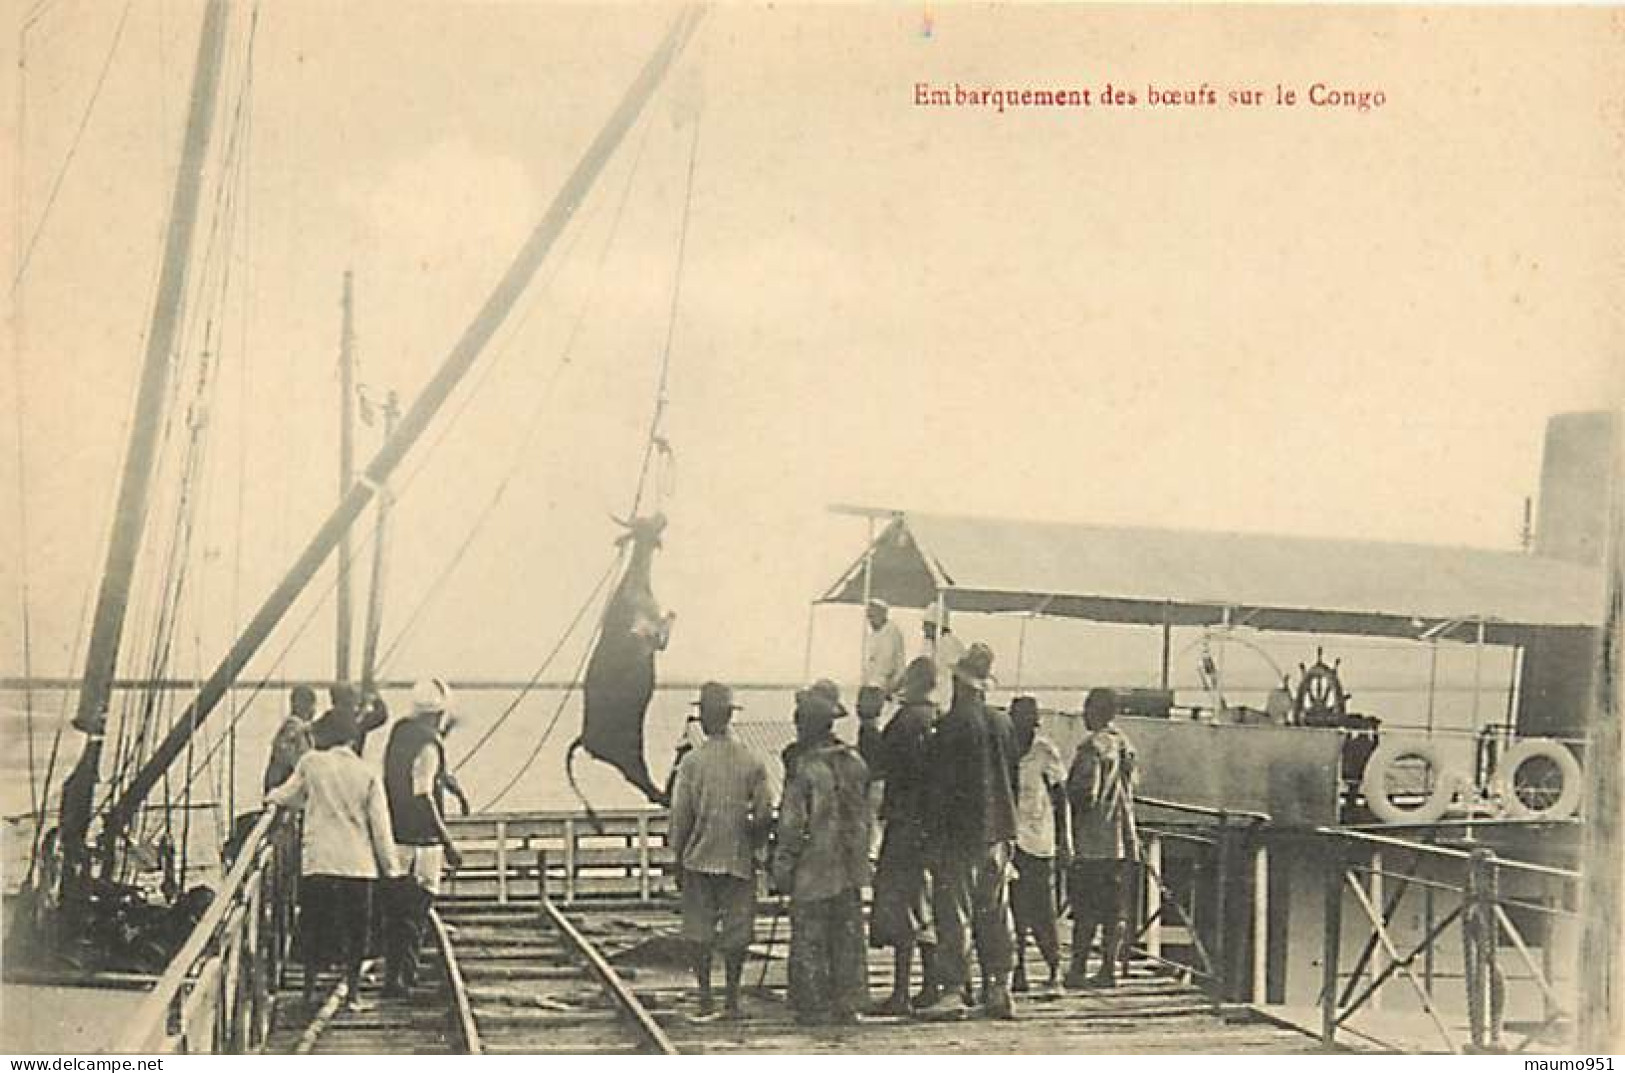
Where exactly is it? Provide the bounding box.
[380,678,465,997]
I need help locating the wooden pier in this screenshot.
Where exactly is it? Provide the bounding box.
[98,801,1581,1055]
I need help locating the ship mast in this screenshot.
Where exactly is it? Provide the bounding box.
[56,0,234,899]
[101,5,706,847]
[336,270,356,683]
[359,390,400,707]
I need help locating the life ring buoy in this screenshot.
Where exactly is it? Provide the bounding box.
[1494,739,1582,821]
[1361,739,1465,824]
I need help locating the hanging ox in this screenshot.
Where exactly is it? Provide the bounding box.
[570,514,676,809]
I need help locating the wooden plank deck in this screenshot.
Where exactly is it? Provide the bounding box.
[263,960,459,1054]
[262,896,1331,1054]
[575,902,1328,1055]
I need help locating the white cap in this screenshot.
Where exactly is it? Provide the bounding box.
[412,677,453,716]
[924,605,950,629]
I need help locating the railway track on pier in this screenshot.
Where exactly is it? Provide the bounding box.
[272,897,681,1055]
[443,898,679,1055]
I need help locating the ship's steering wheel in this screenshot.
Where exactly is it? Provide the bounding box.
[1293,648,1351,726]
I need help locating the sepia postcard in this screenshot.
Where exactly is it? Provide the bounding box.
[2,0,1621,1058]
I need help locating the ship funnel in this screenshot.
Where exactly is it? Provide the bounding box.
[1532,410,1619,566]
[1516,410,1619,738]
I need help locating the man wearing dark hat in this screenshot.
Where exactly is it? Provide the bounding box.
[860,656,941,1015]
[1065,687,1140,989]
[780,678,844,788]
[668,681,773,1021]
[863,599,906,698]
[265,704,396,1011]
[773,686,872,1026]
[660,697,710,805]
[922,642,1020,1019]
[1008,696,1069,993]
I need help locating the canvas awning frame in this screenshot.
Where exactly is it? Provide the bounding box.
[817,512,1604,649]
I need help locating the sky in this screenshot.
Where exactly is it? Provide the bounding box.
[2,2,1621,695]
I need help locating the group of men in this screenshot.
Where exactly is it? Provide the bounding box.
[665,598,1142,1026]
[261,678,466,1010]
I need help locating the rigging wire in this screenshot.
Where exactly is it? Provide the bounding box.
[110,143,251,816]
[478,603,608,812]
[13,232,38,824]
[102,10,258,832]
[11,0,136,293]
[32,0,198,850]
[13,0,42,824]
[226,28,256,829]
[451,553,621,773]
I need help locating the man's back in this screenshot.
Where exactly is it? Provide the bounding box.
[267,748,394,878]
[775,741,871,900]
[668,735,771,880]
[385,718,445,846]
[860,699,934,827]
[1068,726,1139,860]
[928,688,1017,851]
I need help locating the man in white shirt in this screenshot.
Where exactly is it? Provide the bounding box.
[922,606,965,711]
[266,706,396,1010]
[862,599,906,698]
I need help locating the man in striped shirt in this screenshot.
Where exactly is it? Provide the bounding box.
[668,682,773,1021]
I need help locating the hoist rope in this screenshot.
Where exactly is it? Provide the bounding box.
[629,108,702,519]
[491,96,705,813]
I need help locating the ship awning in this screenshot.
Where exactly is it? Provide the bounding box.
[817,511,1606,646]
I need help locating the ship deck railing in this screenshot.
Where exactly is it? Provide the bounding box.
[116,806,297,1054]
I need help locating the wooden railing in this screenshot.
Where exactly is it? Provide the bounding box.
[443,809,672,904]
[115,806,297,1053]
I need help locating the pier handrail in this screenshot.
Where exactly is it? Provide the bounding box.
[1317,824,1582,882]
[1122,789,1580,1053]
[1310,824,1581,1053]
[1135,794,1272,825]
[116,806,290,1053]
